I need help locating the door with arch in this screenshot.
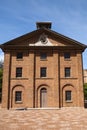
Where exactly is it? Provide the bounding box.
[40,88,47,107]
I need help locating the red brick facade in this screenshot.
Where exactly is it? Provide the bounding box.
[0,22,86,109]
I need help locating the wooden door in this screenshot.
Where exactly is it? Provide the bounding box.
[40,88,47,107]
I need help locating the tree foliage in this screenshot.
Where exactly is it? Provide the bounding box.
[84,83,87,100]
[0,60,3,68]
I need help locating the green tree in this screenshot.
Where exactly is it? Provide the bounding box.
[84,83,87,100]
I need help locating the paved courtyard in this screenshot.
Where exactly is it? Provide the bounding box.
[0,107,87,130]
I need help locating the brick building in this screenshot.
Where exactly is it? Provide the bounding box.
[0,22,86,109]
[84,69,87,83]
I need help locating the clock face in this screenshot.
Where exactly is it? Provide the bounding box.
[40,34,48,44]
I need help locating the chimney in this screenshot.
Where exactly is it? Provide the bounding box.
[36,22,52,29]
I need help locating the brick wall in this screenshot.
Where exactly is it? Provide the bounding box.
[2,48,84,109]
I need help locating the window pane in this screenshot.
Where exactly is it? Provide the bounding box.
[40,67,46,77]
[65,91,71,101]
[65,67,70,77]
[17,52,23,59]
[64,53,70,59]
[15,91,22,102]
[40,53,47,60]
[16,67,22,77]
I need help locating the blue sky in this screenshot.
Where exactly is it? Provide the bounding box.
[0,0,87,68]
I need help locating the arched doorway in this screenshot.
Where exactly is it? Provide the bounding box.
[40,88,47,107]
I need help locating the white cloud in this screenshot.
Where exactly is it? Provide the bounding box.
[0,50,4,61]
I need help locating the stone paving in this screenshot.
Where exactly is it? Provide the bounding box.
[0,107,87,130]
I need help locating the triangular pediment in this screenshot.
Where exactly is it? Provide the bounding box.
[29,33,53,46]
[0,28,86,51]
